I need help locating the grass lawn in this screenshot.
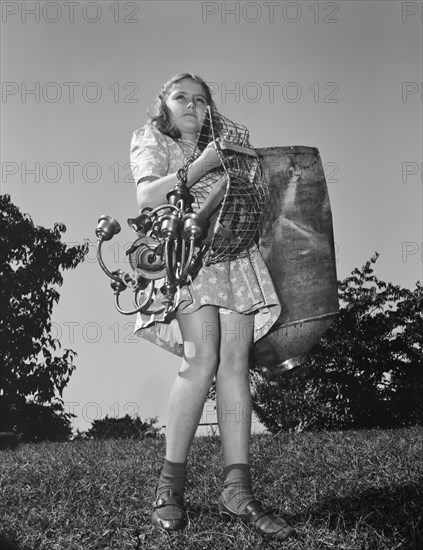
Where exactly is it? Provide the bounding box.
[0,427,422,549]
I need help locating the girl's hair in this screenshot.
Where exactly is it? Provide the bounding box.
[149,73,220,143]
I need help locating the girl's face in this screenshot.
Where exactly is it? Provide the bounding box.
[165,78,208,140]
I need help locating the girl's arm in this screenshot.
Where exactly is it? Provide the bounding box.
[136,143,221,210]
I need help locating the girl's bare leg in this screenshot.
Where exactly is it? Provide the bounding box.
[215,310,254,467]
[151,306,220,531]
[214,311,297,540]
[165,305,220,463]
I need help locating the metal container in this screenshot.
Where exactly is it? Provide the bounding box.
[253,146,339,372]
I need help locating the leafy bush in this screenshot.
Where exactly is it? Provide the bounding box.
[83,414,160,440]
[1,194,87,444]
[252,254,423,432]
[0,195,87,411]
[0,400,73,442]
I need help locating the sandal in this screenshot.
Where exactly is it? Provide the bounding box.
[218,496,296,540]
[151,489,187,531]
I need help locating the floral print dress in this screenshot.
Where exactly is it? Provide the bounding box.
[130,123,281,357]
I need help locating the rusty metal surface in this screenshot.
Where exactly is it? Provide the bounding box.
[254,146,339,371]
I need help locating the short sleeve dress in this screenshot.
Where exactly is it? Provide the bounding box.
[130,123,281,357]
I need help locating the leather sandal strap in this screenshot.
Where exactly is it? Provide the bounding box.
[153,489,183,509]
[244,500,272,523]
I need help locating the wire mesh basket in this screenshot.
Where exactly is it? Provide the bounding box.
[190,107,269,265]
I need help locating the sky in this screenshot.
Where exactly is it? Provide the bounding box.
[1,0,422,434]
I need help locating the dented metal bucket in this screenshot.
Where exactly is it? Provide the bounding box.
[254,146,339,372]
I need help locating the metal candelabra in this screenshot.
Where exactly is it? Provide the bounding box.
[95,163,207,315]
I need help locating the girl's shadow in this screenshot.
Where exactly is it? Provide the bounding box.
[293,476,423,548]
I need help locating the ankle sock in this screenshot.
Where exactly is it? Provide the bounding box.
[221,463,255,514]
[157,458,187,495]
[154,459,187,521]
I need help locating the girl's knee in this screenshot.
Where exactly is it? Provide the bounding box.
[218,347,251,377]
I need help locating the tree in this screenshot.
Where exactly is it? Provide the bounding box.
[252,254,423,432]
[0,194,87,435]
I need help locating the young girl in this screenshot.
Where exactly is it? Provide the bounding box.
[130,73,296,541]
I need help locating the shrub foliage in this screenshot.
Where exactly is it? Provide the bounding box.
[83,414,161,440]
[252,254,423,432]
[9,401,73,442]
[0,194,87,438]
